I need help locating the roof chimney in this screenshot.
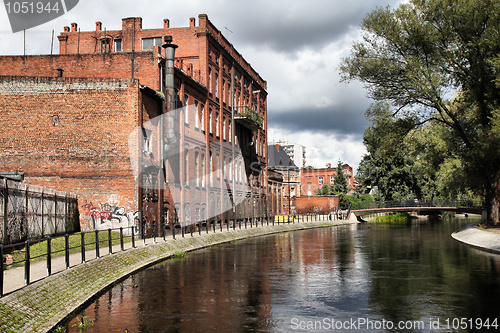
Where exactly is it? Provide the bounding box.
[164,19,170,29]
[96,21,102,31]
[189,17,196,28]
[71,23,77,32]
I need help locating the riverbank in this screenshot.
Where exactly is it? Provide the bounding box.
[0,219,356,333]
[452,222,500,254]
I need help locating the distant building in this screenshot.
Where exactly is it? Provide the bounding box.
[268,144,299,214]
[300,163,355,196]
[275,141,306,168]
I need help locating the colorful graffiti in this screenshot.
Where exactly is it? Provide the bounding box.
[82,199,139,230]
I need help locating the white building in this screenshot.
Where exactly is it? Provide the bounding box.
[275,141,306,168]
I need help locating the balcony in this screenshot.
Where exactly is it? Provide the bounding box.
[234,107,263,131]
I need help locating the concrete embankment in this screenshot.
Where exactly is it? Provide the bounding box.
[452,223,500,254]
[0,219,355,333]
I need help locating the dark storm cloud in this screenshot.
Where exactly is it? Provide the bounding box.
[268,104,370,139]
[219,0,402,54]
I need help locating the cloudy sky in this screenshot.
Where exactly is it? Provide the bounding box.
[0,0,402,172]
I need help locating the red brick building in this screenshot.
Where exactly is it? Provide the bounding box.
[0,15,269,232]
[300,163,355,197]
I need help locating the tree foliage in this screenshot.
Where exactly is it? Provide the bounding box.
[341,0,500,223]
[334,160,349,195]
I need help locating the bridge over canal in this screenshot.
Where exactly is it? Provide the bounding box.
[350,200,486,221]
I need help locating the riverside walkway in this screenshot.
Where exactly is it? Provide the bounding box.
[0,216,356,333]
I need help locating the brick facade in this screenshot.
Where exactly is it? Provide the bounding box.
[0,76,147,230]
[300,164,355,196]
[294,196,339,215]
[0,15,269,231]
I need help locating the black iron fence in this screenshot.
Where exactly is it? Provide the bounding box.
[0,213,348,297]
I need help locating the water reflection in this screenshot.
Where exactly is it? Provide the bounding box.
[68,218,500,332]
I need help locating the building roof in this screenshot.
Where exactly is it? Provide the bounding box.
[267,144,298,169]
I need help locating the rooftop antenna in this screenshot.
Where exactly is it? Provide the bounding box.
[224,26,233,37]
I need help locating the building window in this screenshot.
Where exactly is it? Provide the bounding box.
[319,177,323,185]
[194,101,199,129]
[209,109,212,134]
[215,73,219,98]
[195,152,200,186]
[184,95,189,124]
[101,39,110,53]
[210,154,214,186]
[330,176,335,184]
[201,154,205,187]
[208,68,212,94]
[215,112,219,137]
[142,37,162,50]
[184,207,191,224]
[184,149,189,185]
[222,79,226,103]
[222,116,226,140]
[200,104,205,131]
[114,39,122,52]
[142,129,152,153]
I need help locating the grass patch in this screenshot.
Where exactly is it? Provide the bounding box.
[171,251,186,260]
[375,213,411,224]
[5,231,133,269]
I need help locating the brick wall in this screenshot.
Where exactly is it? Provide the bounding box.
[0,76,148,230]
[295,196,339,214]
[0,53,161,90]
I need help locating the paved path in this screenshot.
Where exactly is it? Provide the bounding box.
[452,222,500,254]
[2,215,344,296]
[0,219,355,333]
[3,234,150,295]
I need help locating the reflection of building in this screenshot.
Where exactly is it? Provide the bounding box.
[300,163,355,197]
[274,141,306,168]
[0,15,268,232]
[268,144,299,214]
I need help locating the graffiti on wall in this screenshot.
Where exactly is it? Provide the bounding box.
[82,196,139,230]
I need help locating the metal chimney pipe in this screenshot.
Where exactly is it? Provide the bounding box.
[162,35,178,113]
[161,36,179,156]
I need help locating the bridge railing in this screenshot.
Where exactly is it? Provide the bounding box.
[356,200,482,210]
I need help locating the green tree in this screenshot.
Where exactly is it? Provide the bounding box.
[315,184,335,196]
[341,0,500,224]
[358,103,418,201]
[334,160,349,195]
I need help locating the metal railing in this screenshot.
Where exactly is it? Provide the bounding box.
[0,213,349,297]
[355,200,483,210]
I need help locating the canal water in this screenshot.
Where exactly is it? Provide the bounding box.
[68,217,500,332]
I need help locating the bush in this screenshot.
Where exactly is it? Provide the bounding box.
[375,213,411,224]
